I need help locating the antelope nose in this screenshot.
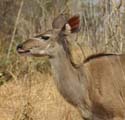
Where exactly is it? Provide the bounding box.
[17,44,23,53]
[17,44,22,50]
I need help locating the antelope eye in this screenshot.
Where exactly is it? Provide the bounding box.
[41,36,50,40]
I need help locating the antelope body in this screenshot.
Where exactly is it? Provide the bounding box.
[17,14,125,120]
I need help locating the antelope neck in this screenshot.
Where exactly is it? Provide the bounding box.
[49,45,88,106]
[49,45,76,81]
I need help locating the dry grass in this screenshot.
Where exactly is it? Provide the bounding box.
[0,73,82,120]
[0,74,80,120]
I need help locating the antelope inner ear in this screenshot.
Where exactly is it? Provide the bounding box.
[62,15,80,33]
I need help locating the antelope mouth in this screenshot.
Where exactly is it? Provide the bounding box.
[16,44,30,54]
[17,47,53,58]
[17,44,53,58]
[17,47,31,56]
[17,49,30,54]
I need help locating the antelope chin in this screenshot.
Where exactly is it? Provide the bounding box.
[30,50,53,58]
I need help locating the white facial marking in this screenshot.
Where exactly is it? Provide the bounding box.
[46,44,51,49]
[39,50,45,54]
[65,23,71,32]
[43,34,52,37]
[31,37,41,41]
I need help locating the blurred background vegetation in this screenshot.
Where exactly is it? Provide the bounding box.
[0,0,125,120]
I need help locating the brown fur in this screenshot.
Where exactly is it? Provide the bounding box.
[83,54,125,119]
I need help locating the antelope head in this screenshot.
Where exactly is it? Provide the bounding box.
[17,14,80,58]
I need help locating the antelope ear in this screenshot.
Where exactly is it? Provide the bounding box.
[62,15,80,33]
[52,14,67,29]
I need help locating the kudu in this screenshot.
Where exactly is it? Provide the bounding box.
[17,14,125,120]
